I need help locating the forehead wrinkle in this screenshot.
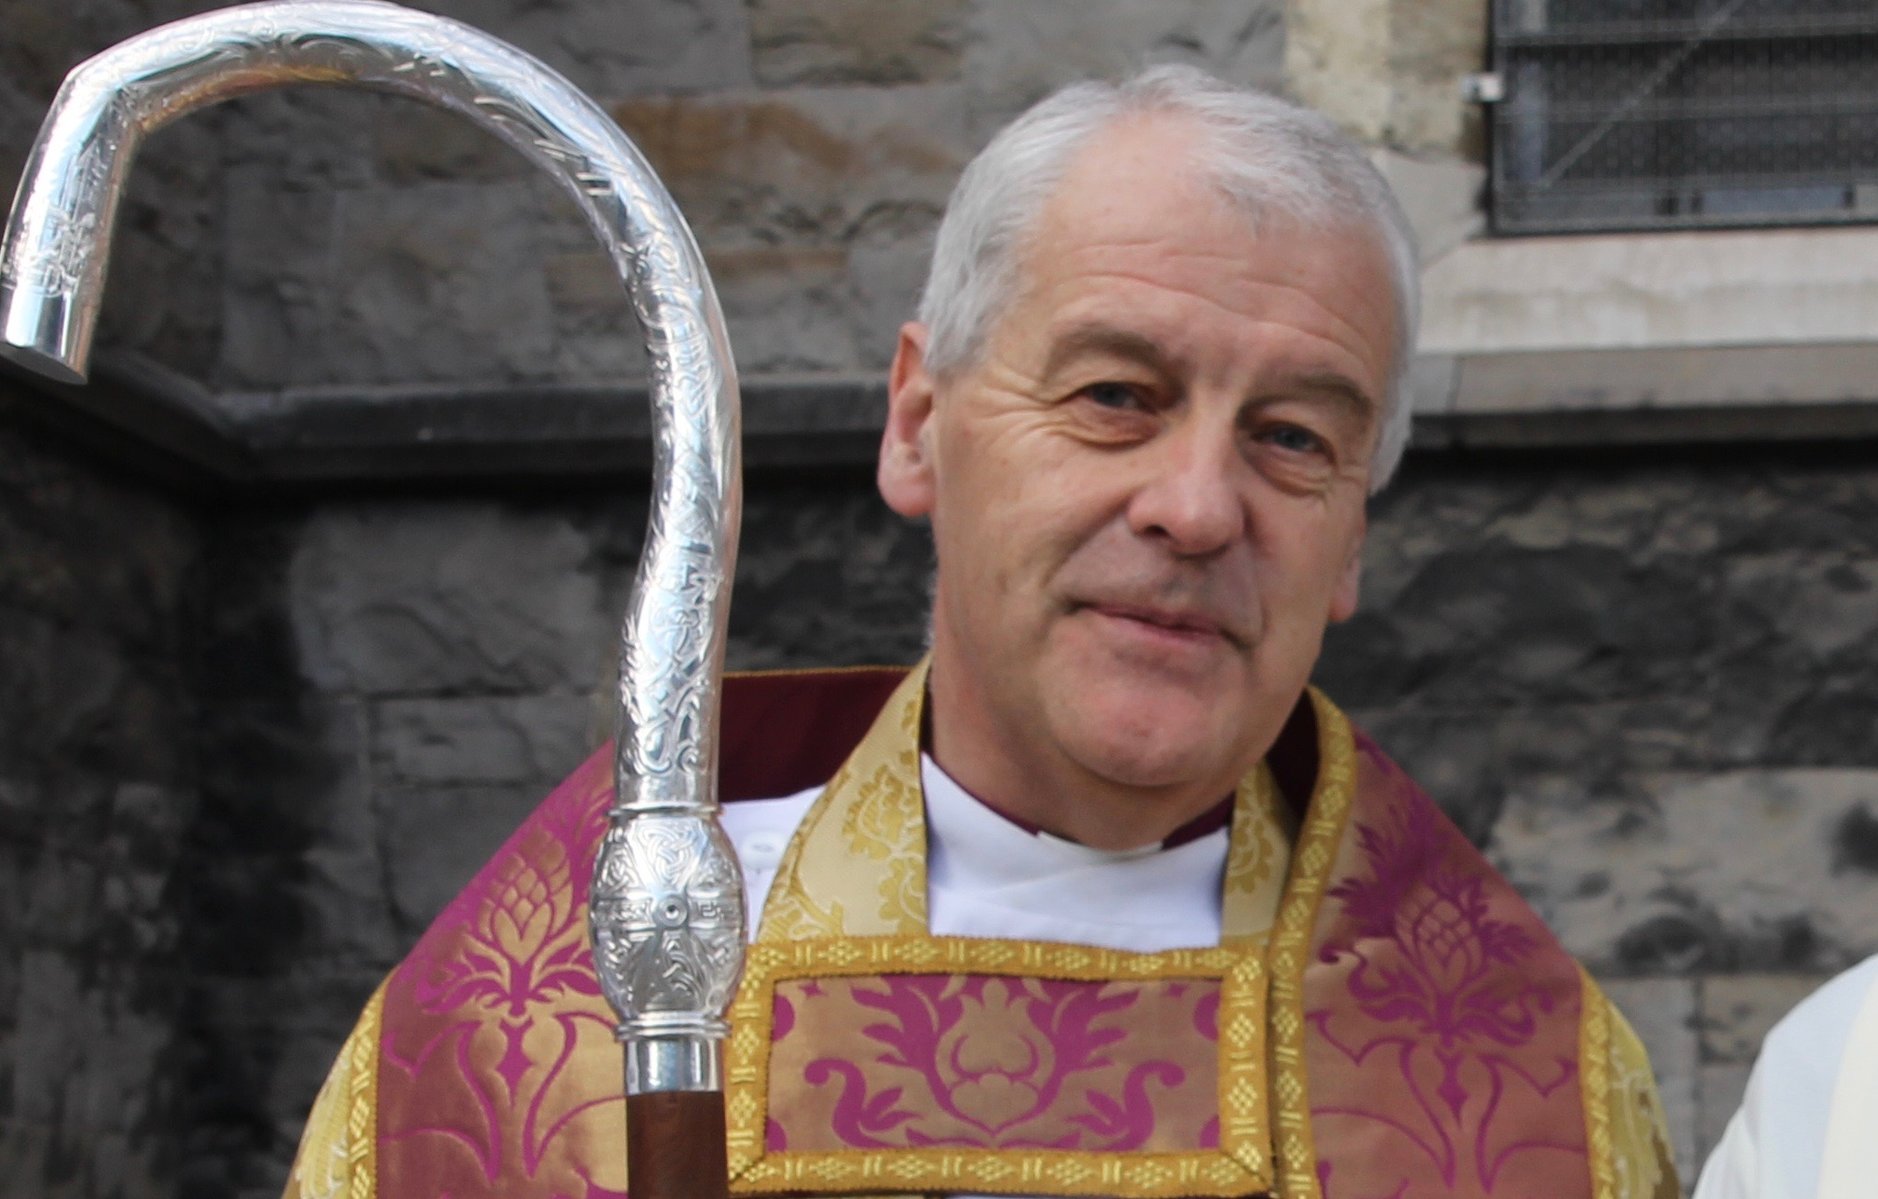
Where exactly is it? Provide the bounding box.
[1037,319,1174,381]
[1036,248,1395,374]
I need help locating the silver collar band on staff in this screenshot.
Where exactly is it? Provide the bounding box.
[0,0,747,1103]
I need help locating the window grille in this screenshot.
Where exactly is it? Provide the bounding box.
[1487,0,1878,234]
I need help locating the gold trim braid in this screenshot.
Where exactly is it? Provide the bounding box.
[1603,987,1680,1199]
[286,979,384,1199]
[1579,969,1617,1199]
[1263,691,1358,1199]
[727,936,1270,1198]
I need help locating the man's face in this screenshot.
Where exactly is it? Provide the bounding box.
[879,116,1398,838]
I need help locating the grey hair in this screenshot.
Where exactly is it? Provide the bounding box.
[916,64,1421,490]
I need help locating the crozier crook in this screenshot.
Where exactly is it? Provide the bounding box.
[0,2,744,1194]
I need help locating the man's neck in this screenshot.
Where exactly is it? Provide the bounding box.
[924,670,1252,851]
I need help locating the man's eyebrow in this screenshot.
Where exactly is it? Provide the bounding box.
[1041,322,1382,421]
[1279,371,1379,422]
[1040,321,1173,379]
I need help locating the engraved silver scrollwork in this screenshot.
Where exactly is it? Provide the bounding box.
[0,0,744,1095]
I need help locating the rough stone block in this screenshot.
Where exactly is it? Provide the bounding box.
[1284,0,1390,142]
[193,698,401,972]
[0,423,201,657]
[372,693,598,787]
[1339,699,1736,846]
[611,84,970,232]
[9,950,171,1130]
[1722,554,1878,665]
[750,0,969,86]
[264,973,383,1113]
[1601,976,1698,1186]
[219,168,342,391]
[325,179,564,386]
[607,84,971,369]
[1490,769,1878,975]
[1696,1062,1753,1166]
[445,0,755,96]
[19,850,102,946]
[706,243,873,375]
[232,163,592,389]
[1373,148,1485,267]
[1700,973,1825,1066]
[1323,539,1717,711]
[373,102,531,186]
[289,504,608,695]
[1384,0,1489,155]
[0,1121,49,1193]
[964,0,1285,134]
[726,481,933,668]
[376,782,555,935]
[0,774,39,846]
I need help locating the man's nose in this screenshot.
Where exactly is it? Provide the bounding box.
[1125,422,1248,555]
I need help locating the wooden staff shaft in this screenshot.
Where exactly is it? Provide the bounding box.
[628,1091,730,1199]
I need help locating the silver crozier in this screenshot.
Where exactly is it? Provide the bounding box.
[0,3,745,1195]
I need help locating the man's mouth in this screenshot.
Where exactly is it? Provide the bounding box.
[1083,601,1236,645]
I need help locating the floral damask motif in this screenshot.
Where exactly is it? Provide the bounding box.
[841,759,919,860]
[776,975,1208,1153]
[1310,775,1582,1196]
[1324,803,1548,1056]
[410,768,610,1023]
[380,759,625,1191]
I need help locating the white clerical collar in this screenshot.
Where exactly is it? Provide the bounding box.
[920,753,1229,950]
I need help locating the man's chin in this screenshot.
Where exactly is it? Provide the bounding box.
[1048,684,1245,794]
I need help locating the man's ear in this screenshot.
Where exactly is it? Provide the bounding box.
[878,322,939,519]
[1329,516,1366,623]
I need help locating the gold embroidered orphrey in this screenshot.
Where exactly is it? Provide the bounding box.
[731,663,1305,1198]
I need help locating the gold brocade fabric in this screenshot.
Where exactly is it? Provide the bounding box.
[1603,993,1681,1199]
[280,662,1681,1199]
[755,662,1293,943]
[726,662,1300,1197]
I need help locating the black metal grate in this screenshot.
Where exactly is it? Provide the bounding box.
[1489,0,1878,234]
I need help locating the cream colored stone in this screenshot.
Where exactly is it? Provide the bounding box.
[1698,1063,1754,1163]
[1450,344,1878,415]
[1701,974,1826,1065]
[1285,0,1485,155]
[1284,0,1390,141]
[1421,226,1878,355]
[1372,148,1485,266]
[1489,770,1878,974]
[1384,0,1488,155]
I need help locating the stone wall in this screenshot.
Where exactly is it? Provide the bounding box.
[5,406,1877,1198]
[0,388,204,1198]
[2,0,1290,399]
[68,446,1860,1198]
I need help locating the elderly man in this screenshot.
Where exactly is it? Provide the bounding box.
[286,67,1675,1199]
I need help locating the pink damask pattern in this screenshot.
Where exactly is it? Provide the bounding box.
[375,749,631,1199]
[765,974,1221,1154]
[1303,735,1589,1199]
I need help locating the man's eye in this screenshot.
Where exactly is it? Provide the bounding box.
[1080,382,1146,410]
[1261,424,1327,455]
